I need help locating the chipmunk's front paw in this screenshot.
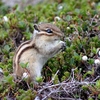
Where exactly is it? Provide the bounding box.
[59,41,66,51]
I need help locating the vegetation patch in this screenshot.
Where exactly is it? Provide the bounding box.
[0,0,100,99]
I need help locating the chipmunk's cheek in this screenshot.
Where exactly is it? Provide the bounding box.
[52,39,61,46]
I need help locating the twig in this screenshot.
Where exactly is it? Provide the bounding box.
[35,68,98,99]
[90,15,97,26]
[50,70,59,83]
[92,76,100,82]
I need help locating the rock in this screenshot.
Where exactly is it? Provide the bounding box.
[2,0,43,10]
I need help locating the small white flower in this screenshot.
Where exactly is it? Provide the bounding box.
[91,2,96,7]
[73,31,79,35]
[67,27,70,30]
[97,48,100,56]
[0,68,3,73]
[97,48,100,52]
[82,56,88,61]
[98,51,100,56]
[34,96,40,100]
[55,16,61,21]
[22,72,29,79]
[94,59,100,65]
[3,16,9,22]
[58,5,63,10]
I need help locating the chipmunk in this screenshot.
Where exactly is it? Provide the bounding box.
[13,23,66,82]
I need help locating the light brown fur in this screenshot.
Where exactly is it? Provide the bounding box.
[13,23,66,82]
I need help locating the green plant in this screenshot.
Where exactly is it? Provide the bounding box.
[0,0,100,99]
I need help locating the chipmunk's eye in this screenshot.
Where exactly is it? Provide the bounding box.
[46,29,53,33]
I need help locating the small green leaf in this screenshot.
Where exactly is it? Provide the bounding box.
[64,71,70,77]
[3,45,10,53]
[88,59,94,65]
[20,62,29,68]
[74,8,80,15]
[82,85,88,91]
[36,76,43,83]
[98,94,100,99]
[92,47,96,54]
[70,58,74,65]
[66,15,72,21]
[18,21,26,29]
[96,80,100,89]
[3,75,14,84]
[96,2,100,11]
[88,97,93,100]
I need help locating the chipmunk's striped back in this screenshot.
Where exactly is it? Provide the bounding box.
[13,40,33,77]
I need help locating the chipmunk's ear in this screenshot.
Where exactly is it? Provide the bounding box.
[33,24,40,38]
[34,24,40,32]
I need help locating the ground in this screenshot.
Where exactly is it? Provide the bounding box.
[0,0,100,99]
